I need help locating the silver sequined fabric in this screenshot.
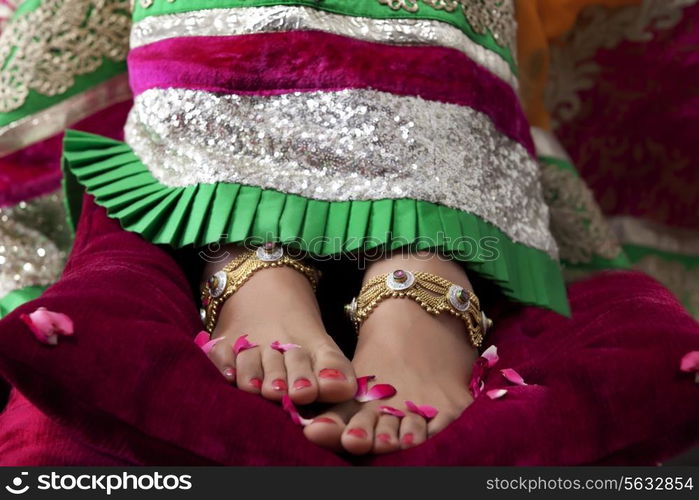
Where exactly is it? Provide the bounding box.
[125,88,558,257]
[129,5,516,88]
[0,191,70,296]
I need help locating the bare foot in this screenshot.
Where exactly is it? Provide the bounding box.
[304,252,478,454]
[203,245,356,405]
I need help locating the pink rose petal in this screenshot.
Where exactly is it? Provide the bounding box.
[20,307,74,345]
[501,368,527,386]
[354,375,396,402]
[270,340,301,354]
[680,351,699,373]
[469,360,487,398]
[282,395,312,426]
[379,406,406,418]
[193,331,210,347]
[481,345,499,367]
[232,334,259,355]
[201,338,223,354]
[487,388,508,400]
[359,384,397,403]
[405,400,439,420]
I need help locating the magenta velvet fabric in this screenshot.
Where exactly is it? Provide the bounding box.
[128,31,535,155]
[1,195,698,465]
[0,100,132,207]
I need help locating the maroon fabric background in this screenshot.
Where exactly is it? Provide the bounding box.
[0,195,698,465]
[556,3,699,229]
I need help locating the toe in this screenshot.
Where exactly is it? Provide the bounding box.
[313,344,357,403]
[207,334,237,384]
[261,346,288,400]
[283,346,319,405]
[399,415,428,449]
[373,414,401,454]
[341,408,377,455]
[303,409,348,451]
[427,408,460,438]
[235,345,264,393]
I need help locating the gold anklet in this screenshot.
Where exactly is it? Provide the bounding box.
[344,269,492,347]
[200,243,320,333]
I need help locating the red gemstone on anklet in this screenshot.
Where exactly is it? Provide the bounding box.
[392,270,407,283]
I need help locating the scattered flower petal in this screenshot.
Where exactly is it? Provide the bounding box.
[354,375,376,398]
[354,375,396,402]
[481,345,499,367]
[680,351,699,373]
[270,340,301,354]
[468,345,500,398]
[20,307,74,345]
[193,331,210,347]
[501,368,527,386]
[282,395,312,426]
[487,389,508,400]
[359,384,397,403]
[379,406,406,418]
[405,400,439,420]
[193,331,223,354]
[232,334,259,355]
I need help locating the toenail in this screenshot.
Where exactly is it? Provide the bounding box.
[319,368,347,380]
[377,433,391,443]
[347,428,367,439]
[293,378,312,390]
[223,368,236,378]
[272,379,288,392]
[401,433,414,445]
[250,377,263,389]
[312,417,336,425]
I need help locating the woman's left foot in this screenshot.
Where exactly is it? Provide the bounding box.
[304,256,478,454]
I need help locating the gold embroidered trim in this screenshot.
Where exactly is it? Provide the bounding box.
[378,0,515,51]
[540,162,622,264]
[547,0,697,127]
[0,0,131,113]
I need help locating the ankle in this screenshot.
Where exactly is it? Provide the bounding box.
[364,251,472,291]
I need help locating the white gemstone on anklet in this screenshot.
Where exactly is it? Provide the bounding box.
[448,285,470,311]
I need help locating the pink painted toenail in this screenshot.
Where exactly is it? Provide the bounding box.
[377,433,391,443]
[223,368,236,378]
[347,428,367,439]
[402,433,414,445]
[272,379,288,392]
[312,417,336,425]
[319,368,346,380]
[250,378,263,389]
[293,378,312,390]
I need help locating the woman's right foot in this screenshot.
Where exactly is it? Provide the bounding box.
[204,248,356,405]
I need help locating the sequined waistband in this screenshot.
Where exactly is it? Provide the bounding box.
[125,87,558,257]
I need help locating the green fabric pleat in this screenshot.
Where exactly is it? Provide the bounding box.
[131,0,515,73]
[0,285,47,319]
[63,130,569,315]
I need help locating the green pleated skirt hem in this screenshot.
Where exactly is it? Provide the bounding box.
[62,130,570,315]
